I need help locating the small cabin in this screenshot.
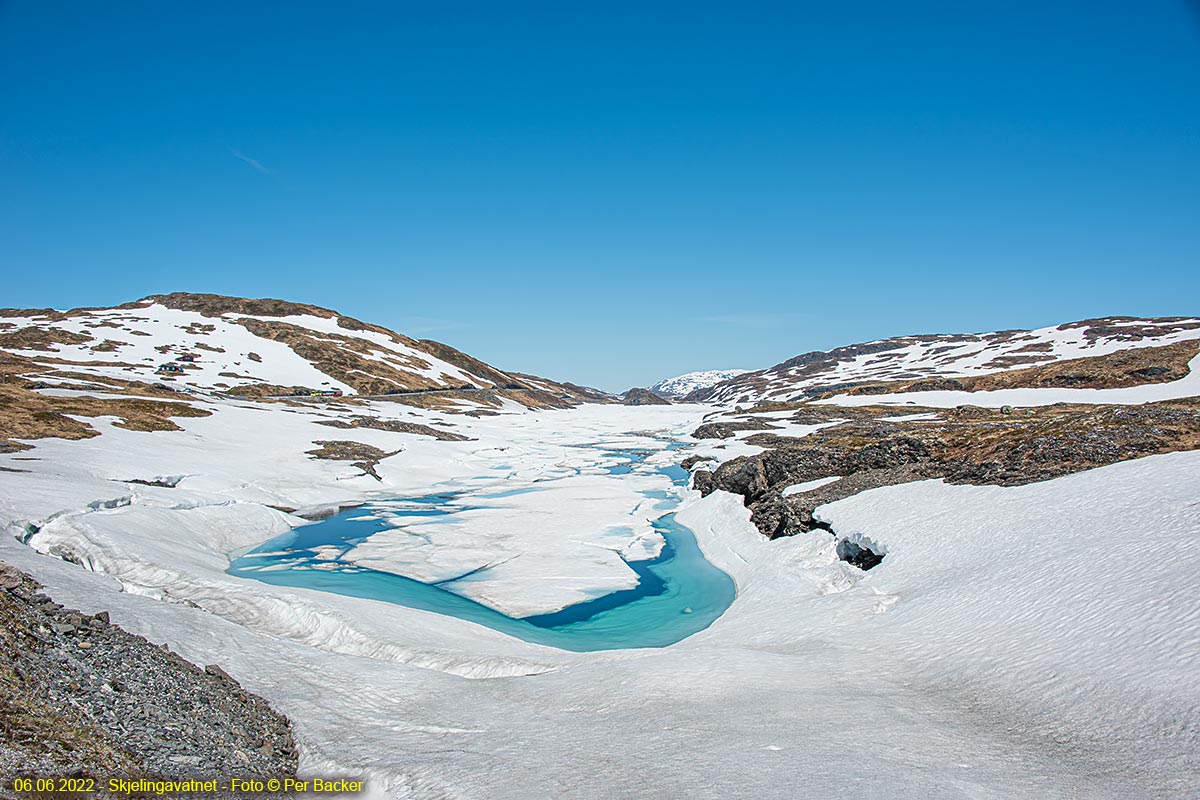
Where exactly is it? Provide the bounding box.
[157,363,185,374]
[175,354,198,363]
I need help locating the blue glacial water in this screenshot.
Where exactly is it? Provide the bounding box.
[228,444,734,651]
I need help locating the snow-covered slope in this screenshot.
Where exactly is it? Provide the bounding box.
[0,292,601,404]
[3,296,1198,796]
[696,316,1200,405]
[650,369,749,398]
[3,402,1197,797]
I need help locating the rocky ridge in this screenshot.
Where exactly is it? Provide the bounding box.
[691,397,1200,540]
[620,388,672,406]
[0,561,297,787]
[0,292,607,410]
[685,321,1200,544]
[691,316,1200,405]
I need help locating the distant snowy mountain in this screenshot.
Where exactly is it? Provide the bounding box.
[692,317,1200,405]
[0,292,605,407]
[650,369,750,399]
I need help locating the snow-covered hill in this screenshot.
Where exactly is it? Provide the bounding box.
[650,369,749,398]
[0,292,603,406]
[693,316,1200,404]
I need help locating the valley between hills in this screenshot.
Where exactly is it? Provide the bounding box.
[1,294,1198,799]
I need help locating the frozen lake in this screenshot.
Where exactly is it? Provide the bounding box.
[228,446,735,651]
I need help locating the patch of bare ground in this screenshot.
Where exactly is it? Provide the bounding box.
[25,370,197,401]
[316,416,472,441]
[0,358,210,449]
[181,322,216,335]
[20,356,149,373]
[223,383,311,398]
[1062,315,1200,342]
[306,440,400,480]
[693,398,1200,538]
[0,327,92,351]
[236,318,461,395]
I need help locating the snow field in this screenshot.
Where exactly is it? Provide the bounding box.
[0,396,1196,797]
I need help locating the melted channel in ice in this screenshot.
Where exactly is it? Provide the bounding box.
[227,446,734,651]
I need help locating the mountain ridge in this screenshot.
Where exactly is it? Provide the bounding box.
[687,316,1200,404]
[0,292,608,408]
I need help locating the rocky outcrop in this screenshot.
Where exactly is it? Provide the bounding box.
[692,417,780,439]
[620,388,671,406]
[0,562,297,782]
[679,454,715,471]
[306,440,400,481]
[694,398,1200,539]
[140,292,338,321]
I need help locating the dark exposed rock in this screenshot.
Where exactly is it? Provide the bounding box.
[0,562,297,784]
[836,539,885,570]
[124,476,183,488]
[142,292,337,321]
[692,417,780,439]
[620,388,671,406]
[679,454,716,471]
[696,398,1200,540]
[306,440,401,482]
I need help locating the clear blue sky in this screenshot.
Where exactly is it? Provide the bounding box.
[2,1,1198,391]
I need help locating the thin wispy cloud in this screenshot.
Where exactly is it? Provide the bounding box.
[230,148,272,175]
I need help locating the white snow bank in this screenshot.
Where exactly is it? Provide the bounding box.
[812,451,1200,787]
[781,476,840,496]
